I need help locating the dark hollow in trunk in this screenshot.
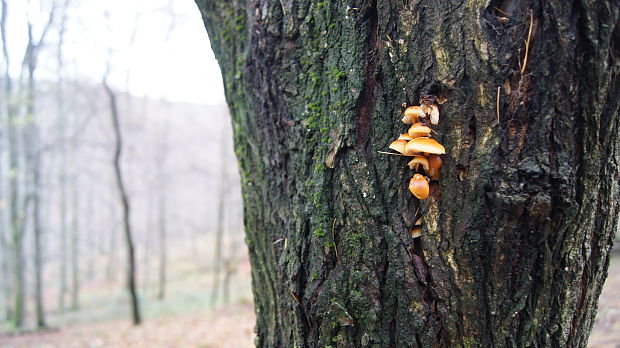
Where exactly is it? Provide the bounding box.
[195,1,620,347]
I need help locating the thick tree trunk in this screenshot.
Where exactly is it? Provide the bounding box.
[195,1,620,347]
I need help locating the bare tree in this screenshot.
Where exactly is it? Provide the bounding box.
[209,129,227,308]
[55,0,70,316]
[103,77,142,326]
[70,167,80,310]
[0,0,12,322]
[0,0,57,328]
[156,117,169,300]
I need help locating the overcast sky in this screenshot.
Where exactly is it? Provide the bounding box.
[6,0,226,105]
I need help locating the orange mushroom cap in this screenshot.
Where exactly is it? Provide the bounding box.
[388,139,408,154]
[411,226,422,238]
[407,122,432,137]
[409,174,429,199]
[407,156,430,172]
[398,133,413,141]
[427,154,443,180]
[405,137,446,155]
[402,106,426,124]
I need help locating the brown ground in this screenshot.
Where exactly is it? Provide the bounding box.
[1,255,618,347]
[0,303,255,348]
[588,254,620,348]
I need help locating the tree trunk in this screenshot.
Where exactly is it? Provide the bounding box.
[1,0,24,328]
[195,1,620,347]
[56,0,68,316]
[0,0,12,323]
[32,143,46,328]
[156,119,169,300]
[210,131,228,308]
[70,170,80,311]
[103,79,142,326]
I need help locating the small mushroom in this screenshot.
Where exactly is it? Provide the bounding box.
[420,104,432,116]
[402,106,426,124]
[389,139,408,154]
[398,133,413,141]
[411,226,422,238]
[407,122,432,137]
[405,137,446,155]
[430,105,440,125]
[409,174,430,199]
[415,216,423,226]
[407,156,430,172]
[427,154,443,180]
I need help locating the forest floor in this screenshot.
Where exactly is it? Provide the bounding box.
[0,303,254,348]
[1,253,619,347]
[588,252,620,348]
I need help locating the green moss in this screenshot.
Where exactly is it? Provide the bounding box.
[328,67,346,81]
[309,270,320,282]
[313,228,327,237]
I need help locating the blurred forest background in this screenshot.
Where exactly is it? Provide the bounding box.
[0,0,254,346]
[0,0,617,347]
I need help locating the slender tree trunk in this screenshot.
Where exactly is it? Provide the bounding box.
[70,169,80,310]
[103,79,142,326]
[24,11,54,328]
[196,1,620,347]
[32,143,45,328]
[56,1,68,315]
[106,204,117,283]
[86,187,95,281]
[27,54,45,326]
[0,0,10,322]
[58,135,67,314]
[157,164,167,301]
[142,193,153,296]
[209,133,227,308]
[1,0,21,327]
[222,228,237,305]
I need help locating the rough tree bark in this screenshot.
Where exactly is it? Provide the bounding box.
[195,1,620,347]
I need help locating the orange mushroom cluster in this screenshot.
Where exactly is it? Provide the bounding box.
[386,101,446,200]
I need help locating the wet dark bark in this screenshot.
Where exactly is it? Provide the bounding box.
[195,0,620,347]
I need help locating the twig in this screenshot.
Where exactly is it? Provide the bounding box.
[278,0,286,15]
[521,10,534,75]
[331,218,339,261]
[290,290,302,306]
[377,151,413,157]
[273,237,288,249]
[494,6,509,16]
[496,87,501,123]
